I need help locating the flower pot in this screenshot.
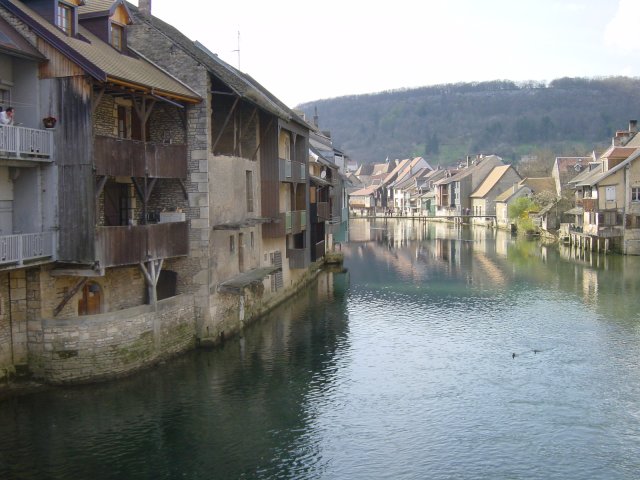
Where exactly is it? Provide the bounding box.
[43,118,56,129]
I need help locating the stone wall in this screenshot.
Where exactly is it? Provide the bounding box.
[27,294,196,383]
[128,14,212,333]
[40,266,146,319]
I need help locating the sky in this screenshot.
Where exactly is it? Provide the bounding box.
[138,0,640,108]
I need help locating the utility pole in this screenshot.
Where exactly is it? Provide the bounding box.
[232,30,240,70]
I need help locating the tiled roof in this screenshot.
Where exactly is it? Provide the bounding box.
[495,184,526,203]
[0,14,44,60]
[78,0,124,17]
[522,177,556,194]
[351,185,377,196]
[470,165,512,198]
[3,0,201,102]
[600,145,636,159]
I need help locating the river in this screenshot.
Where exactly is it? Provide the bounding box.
[2,218,640,479]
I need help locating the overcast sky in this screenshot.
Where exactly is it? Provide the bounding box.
[139,0,640,108]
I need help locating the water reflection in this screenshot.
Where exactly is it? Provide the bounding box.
[0,271,350,480]
[348,218,640,323]
[3,220,640,479]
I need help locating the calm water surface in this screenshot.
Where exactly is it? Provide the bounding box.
[2,218,640,479]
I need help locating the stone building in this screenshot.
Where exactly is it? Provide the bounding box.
[126,1,313,344]
[0,0,203,382]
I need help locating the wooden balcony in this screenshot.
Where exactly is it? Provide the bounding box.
[0,125,53,162]
[287,247,308,269]
[94,136,187,178]
[262,210,307,238]
[0,232,55,266]
[316,202,330,221]
[278,158,307,183]
[582,198,597,212]
[95,222,188,268]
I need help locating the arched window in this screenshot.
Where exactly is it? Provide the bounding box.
[78,282,102,316]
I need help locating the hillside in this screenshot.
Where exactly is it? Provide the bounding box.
[298,77,640,167]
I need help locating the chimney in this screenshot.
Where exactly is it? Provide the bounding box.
[139,0,152,15]
[313,106,319,128]
[630,120,638,133]
[466,155,471,167]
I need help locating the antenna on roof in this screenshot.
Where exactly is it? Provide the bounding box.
[232,30,240,69]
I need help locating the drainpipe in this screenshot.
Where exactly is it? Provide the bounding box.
[623,163,630,254]
[7,272,14,367]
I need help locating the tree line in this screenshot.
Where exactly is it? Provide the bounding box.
[298,77,640,167]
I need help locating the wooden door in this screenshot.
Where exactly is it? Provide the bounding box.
[78,282,102,316]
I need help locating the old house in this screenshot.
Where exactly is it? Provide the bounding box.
[552,156,592,196]
[469,165,521,225]
[435,154,504,217]
[0,0,204,382]
[0,14,56,379]
[127,2,313,343]
[495,177,556,230]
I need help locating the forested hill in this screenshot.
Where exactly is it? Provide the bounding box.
[298,77,640,166]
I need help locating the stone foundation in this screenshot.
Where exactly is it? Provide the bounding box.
[27,294,196,384]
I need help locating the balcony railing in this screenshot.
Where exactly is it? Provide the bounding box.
[96,222,188,267]
[0,125,54,161]
[94,136,187,178]
[278,158,306,183]
[0,232,54,265]
[287,247,308,269]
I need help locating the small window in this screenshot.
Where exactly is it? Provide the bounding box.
[250,231,254,248]
[632,187,640,202]
[246,170,254,213]
[111,23,124,51]
[605,186,616,202]
[230,235,235,253]
[56,2,73,35]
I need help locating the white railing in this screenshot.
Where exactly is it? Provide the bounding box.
[0,232,54,265]
[0,125,53,160]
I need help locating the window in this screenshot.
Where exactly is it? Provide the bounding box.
[117,105,128,138]
[605,186,616,202]
[229,235,235,253]
[56,2,73,35]
[632,187,640,202]
[111,23,124,51]
[246,170,254,213]
[250,231,254,248]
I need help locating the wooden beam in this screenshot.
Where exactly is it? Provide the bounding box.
[54,278,88,316]
[252,116,275,161]
[50,268,105,277]
[92,86,105,115]
[178,179,188,200]
[131,177,144,201]
[145,177,157,203]
[95,175,107,202]
[140,258,163,306]
[212,96,240,153]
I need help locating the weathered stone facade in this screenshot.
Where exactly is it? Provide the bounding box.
[27,294,196,383]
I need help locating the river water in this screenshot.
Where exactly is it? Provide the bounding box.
[2,218,640,479]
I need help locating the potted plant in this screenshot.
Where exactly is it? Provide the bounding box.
[42,116,56,129]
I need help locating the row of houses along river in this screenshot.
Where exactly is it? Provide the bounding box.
[2,218,640,479]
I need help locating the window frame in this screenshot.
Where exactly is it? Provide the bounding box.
[56,2,73,35]
[110,22,124,51]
